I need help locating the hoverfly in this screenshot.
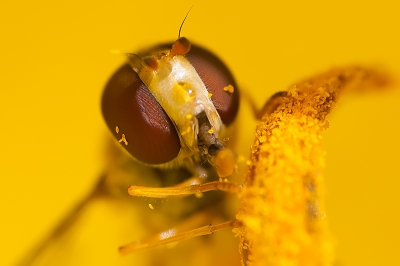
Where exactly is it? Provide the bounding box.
[101,11,244,255]
[19,11,246,266]
[18,9,391,264]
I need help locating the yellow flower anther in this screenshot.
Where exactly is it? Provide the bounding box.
[237,66,391,266]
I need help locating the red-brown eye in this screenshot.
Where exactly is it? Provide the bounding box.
[185,46,239,126]
[101,64,180,165]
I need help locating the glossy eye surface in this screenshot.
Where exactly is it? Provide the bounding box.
[101,64,181,165]
[185,45,239,126]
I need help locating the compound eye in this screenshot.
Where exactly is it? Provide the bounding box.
[102,64,180,165]
[185,46,239,126]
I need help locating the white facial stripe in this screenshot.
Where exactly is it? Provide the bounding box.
[141,55,223,153]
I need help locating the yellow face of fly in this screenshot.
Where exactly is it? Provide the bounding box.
[127,43,224,168]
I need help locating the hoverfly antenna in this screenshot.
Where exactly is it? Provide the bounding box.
[178,6,193,39]
[170,7,193,56]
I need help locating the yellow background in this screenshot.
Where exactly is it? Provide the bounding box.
[1,0,399,265]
